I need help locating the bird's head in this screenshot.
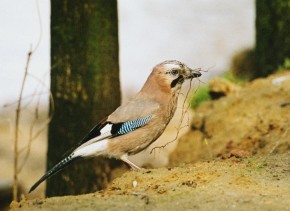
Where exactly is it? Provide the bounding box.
[149,60,202,93]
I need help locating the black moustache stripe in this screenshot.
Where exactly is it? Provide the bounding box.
[171,75,184,88]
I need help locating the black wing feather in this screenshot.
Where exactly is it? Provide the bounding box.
[77,117,108,147]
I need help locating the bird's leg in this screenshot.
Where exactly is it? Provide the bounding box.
[120,154,141,170]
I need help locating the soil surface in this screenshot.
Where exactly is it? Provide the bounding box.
[10,71,290,210]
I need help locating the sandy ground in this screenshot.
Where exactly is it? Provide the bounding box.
[10,154,290,211]
[4,70,290,210]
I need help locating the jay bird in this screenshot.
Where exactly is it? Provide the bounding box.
[29,60,201,193]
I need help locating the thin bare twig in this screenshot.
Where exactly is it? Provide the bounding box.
[150,70,201,153]
[13,50,32,201]
[12,0,45,200]
[33,0,42,53]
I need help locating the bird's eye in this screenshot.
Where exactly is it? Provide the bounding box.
[171,69,179,75]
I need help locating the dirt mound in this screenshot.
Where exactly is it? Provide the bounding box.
[10,154,290,210]
[171,70,290,165]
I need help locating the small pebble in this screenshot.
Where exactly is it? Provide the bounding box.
[133,180,137,188]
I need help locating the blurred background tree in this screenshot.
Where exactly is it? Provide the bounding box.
[255,0,290,78]
[47,0,123,197]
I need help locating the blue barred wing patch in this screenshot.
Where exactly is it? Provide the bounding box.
[116,114,153,135]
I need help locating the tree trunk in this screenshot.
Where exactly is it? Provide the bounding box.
[47,0,122,197]
[255,0,290,78]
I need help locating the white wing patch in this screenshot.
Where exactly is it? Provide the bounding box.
[76,124,113,150]
[73,139,108,157]
[100,124,112,134]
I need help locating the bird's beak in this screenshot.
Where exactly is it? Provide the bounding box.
[185,67,202,79]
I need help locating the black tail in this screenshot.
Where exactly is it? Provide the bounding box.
[29,154,80,193]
